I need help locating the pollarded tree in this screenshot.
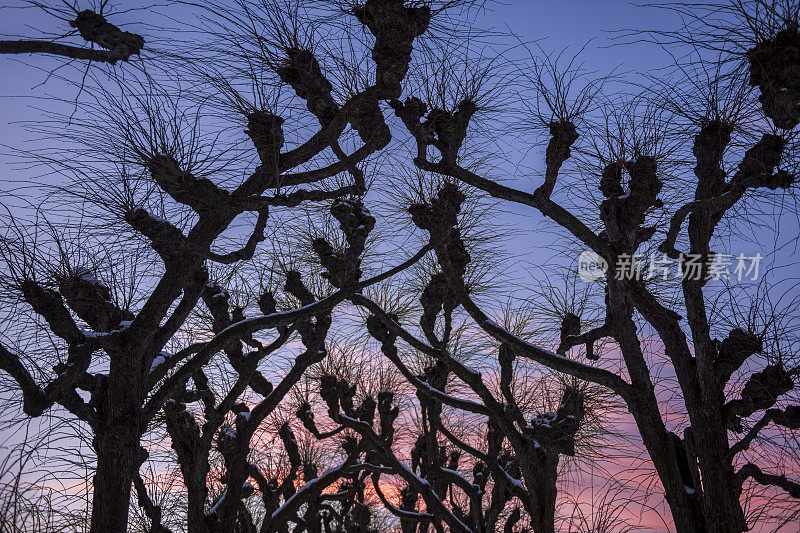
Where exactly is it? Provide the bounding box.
[385,2,800,532]
[279,197,618,532]
[0,0,477,530]
[160,197,434,533]
[350,181,624,533]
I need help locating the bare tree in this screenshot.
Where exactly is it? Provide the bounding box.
[0,0,472,530]
[385,2,800,532]
[346,180,628,533]
[2,1,799,532]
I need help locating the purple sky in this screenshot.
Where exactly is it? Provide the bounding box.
[1,2,798,532]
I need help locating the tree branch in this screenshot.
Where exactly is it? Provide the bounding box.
[737,463,800,498]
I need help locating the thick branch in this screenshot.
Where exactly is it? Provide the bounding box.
[208,209,269,264]
[144,291,347,420]
[737,463,800,498]
[415,158,611,260]
[729,406,800,457]
[0,40,131,63]
[458,293,634,400]
[0,341,94,419]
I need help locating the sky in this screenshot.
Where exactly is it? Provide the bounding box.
[1,1,799,532]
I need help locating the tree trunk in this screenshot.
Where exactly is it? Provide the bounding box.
[626,398,707,533]
[692,410,747,533]
[527,455,557,533]
[187,467,210,533]
[90,352,147,533]
[90,417,141,532]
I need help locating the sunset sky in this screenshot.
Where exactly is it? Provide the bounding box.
[1,1,799,532]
